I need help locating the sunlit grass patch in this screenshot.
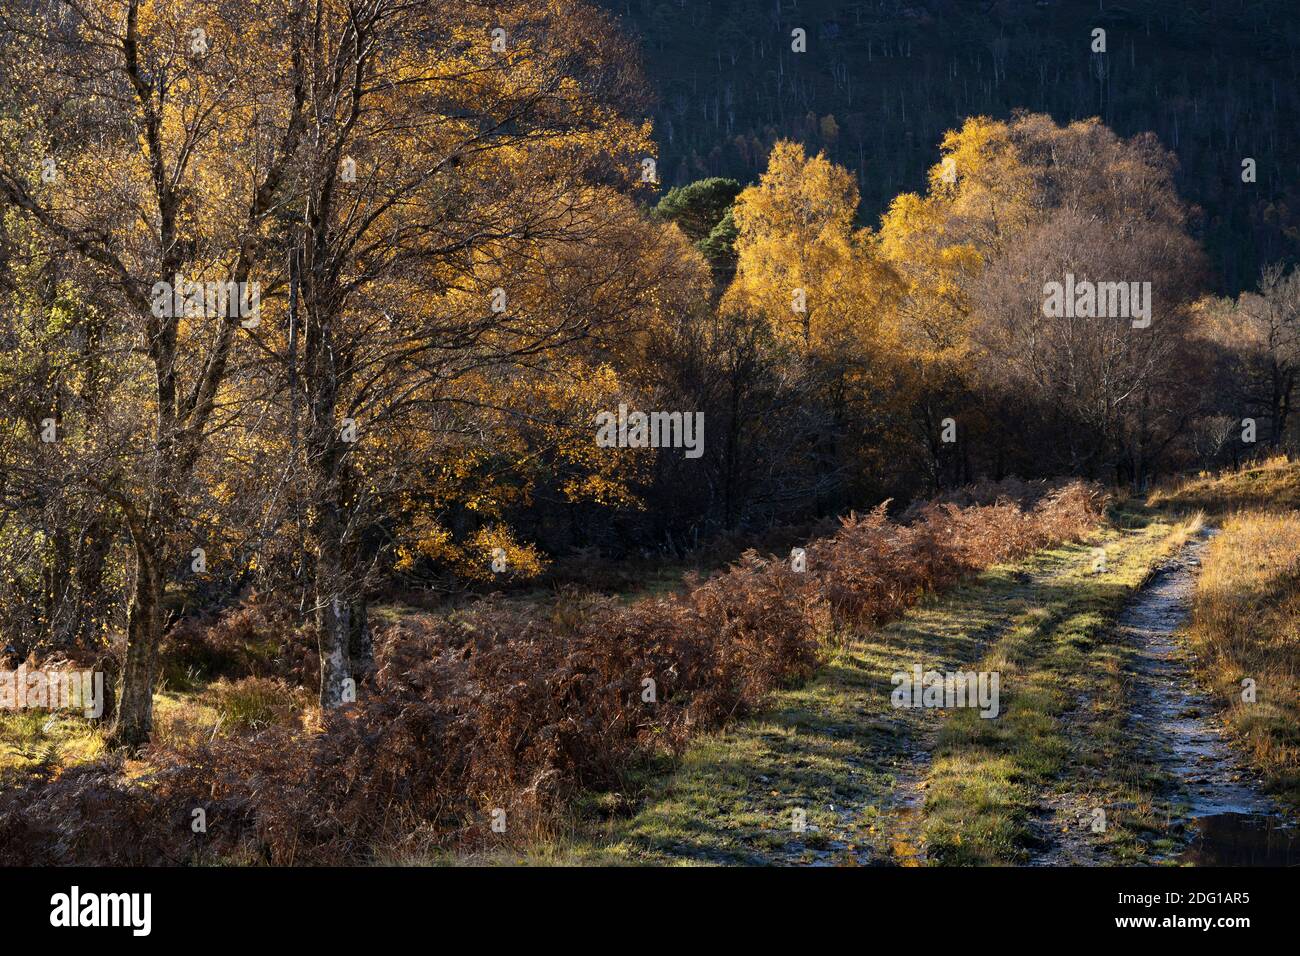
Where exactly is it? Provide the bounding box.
[1188,510,1300,807]
[1149,455,1300,514]
[0,708,106,778]
[151,678,312,751]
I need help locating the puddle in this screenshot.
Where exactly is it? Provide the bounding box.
[1176,813,1299,866]
[878,744,931,866]
[888,805,926,866]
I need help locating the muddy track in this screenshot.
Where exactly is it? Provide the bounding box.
[1025,690,1119,867]
[1035,532,1297,865]
[1124,532,1296,864]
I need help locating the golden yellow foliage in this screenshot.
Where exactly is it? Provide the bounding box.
[722,140,901,360]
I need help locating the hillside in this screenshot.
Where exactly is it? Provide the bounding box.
[602,0,1300,292]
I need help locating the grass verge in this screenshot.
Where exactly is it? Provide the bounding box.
[1187,511,1300,808]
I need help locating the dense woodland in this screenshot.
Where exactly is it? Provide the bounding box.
[609,0,1300,293]
[0,0,1295,773]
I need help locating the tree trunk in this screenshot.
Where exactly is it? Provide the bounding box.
[309,422,352,709]
[43,521,72,648]
[109,545,164,750]
[304,403,355,709]
[316,564,352,709]
[302,197,359,710]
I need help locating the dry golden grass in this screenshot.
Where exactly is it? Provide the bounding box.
[1149,454,1300,514]
[1188,510,1300,806]
[1,677,310,782]
[153,678,313,745]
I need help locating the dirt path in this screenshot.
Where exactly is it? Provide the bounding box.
[1121,532,1297,864]
[586,522,1178,866]
[1126,535,1267,812]
[1031,532,1298,865]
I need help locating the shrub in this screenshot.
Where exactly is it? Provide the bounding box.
[810,482,1104,628]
